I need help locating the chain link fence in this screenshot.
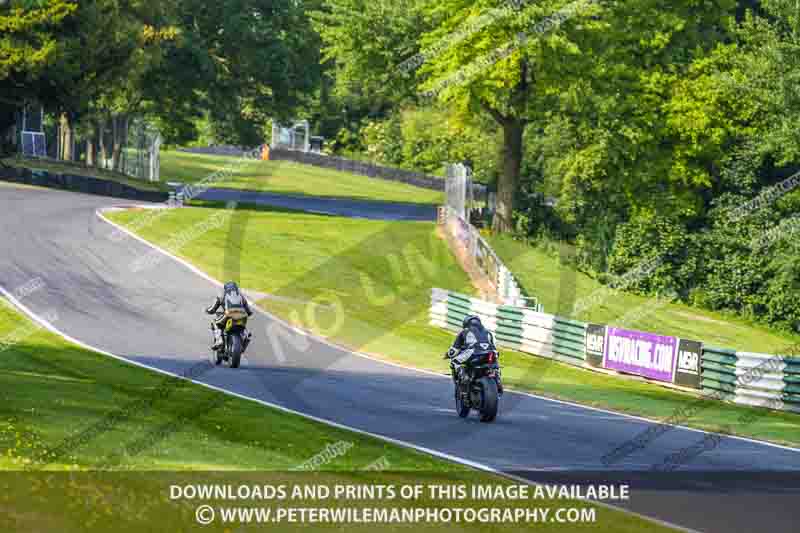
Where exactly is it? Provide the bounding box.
[7,108,162,182]
[113,118,161,181]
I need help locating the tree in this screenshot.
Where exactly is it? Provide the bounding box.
[165,0,321,145]
[521,0,737,262]
[312,0,429,116]
[417,0,602,232]
[0,0,77,148]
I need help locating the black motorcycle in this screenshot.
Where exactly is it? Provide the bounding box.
[448,347,501,422]
[211,310,252,368]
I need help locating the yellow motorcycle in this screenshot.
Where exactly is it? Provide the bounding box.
[211,308,252,368]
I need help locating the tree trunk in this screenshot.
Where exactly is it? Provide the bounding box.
[111,114,129,173]
[0,110,15,160]
[60,114,73,161]
[492,118,524,233]
[86,135,96,167]
[111,115,120,171]
[98,119,108,168]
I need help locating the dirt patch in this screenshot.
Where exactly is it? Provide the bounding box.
[436,225,499,303]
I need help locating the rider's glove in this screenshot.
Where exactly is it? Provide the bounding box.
[444,347,457,359]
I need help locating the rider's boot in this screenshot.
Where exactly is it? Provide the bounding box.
[212,329,223,350]
[243,330,252,351]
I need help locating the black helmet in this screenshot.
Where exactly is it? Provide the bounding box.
[462,315,482,329]
[223,281,240,294]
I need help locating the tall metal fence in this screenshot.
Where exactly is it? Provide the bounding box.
[112,118,161,181]
[9,110,162,182]
[445,163,473,219]
[271,120,310,152]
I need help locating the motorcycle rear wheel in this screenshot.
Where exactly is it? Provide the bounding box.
[228,334,243,369]
[478,378,498,423]
[454,384,470,418]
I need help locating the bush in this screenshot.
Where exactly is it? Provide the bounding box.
[606,211,702,297]
[341,106,499,181]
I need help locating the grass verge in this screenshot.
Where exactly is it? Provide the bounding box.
[0,298,450,472]
[105,204,800,448]
[485,235,800,353]
[161,150,445,205]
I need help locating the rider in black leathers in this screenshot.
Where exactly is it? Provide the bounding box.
[445,315,503,395]
[205,281,253,349]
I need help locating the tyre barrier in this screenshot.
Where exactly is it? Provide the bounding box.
[431,288,800,414]
[0,165,168,203]
[702,347,800,413]
[430,288,587,368]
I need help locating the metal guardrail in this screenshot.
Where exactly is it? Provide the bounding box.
[438,206,527,307]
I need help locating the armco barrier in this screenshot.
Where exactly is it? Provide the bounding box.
[431,288,800,414]
[430,288,586,367]
[268,147,445,192]
[439,207,527,307]
[179,145,259,158]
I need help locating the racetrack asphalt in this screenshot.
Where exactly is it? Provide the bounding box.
[1,185,799,533]
[190,187,438,221]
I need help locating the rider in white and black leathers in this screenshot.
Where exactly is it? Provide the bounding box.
[445,315,503,394]
[206,281,253,349]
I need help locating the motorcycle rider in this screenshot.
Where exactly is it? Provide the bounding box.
[206,281,253,350]
[444,314,503,395]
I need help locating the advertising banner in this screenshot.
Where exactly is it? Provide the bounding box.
[602,327,677,383]
[585,324,606,368]
[674,339,703,389]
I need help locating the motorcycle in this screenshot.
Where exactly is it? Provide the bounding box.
[210,309,252,368]
[448,346,501,422]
